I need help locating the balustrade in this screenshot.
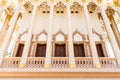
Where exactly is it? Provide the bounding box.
[1,57,20,68]
[99,57,118,68]
[26,57,45,68]
[1,57,119,69]
[75,57,94,68]
[51,57,69,68]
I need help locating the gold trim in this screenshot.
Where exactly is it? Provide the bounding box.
[69,63,76,68]
[44,64,51,68]
[95,63,101,68]
[19,63,25,68]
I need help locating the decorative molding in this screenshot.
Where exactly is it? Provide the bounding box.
[55,1,66,8]
[70,2,83,8]
[35,29,47,40]
[18,29,28,41]
[53,29,67,40]
[72,29,87,41]
[92,29,104,41]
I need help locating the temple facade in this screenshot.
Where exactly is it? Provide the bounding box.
[0,0,120,79]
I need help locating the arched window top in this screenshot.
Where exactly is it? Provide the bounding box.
[93,29,104,41]
[53,29,67,41]
[73,29,87,41]
[18,30,28,41]
[35,29,47,41]
[74,33,83,41]
[38,33,47,41]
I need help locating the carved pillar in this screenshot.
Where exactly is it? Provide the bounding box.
[0,15,11,47]
[83,2,100,68]
[0,3,22,65]
[109,16,120,48]
[0,8,4,18]
[99,4,120,64]
[106,6,120,48]
[19,4,38,67]
[67,4,76,68]
[44,4,54,68]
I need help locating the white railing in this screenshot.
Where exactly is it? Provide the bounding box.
[26,57,45,68]
[1,57,21,68]
[99,57,118,68]
[75,57,94,68]
[51,57,69,68]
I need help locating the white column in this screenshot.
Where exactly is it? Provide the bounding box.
[67,4,76,68]
[110,16,120,48]
[99,4,120,64]
[44,4,54,68]
[0,8,4,18]
[83,2,100,67]
[0,3,22,65]
[19,4,38,67]
[0,15,11,47]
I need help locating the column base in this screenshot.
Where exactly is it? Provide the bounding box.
[69,63,76,68]
[19,63,25,68]
[44,64,51,68]
[95,63,101,68]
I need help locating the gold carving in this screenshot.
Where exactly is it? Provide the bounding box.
[44,64,51,68]
[24,1,33,13]
[69,64,76,68]
[97,0,102,3]
[5,6,14,16]
[87,2,97,13]
[95,63,101,68]
[114,0,119,7]
[106,6,115,16]
[0,0,7,6]
[18,0,23,3]
[19,63,25,68]
[82,0,86,2]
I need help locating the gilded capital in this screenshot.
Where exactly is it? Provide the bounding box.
[106,6,115,16]
[0,0,7,6]
[18,0,23,3]
[24,1,33,13]
[5,6,14,16]
[114,0,120,7]
[87,2,97,13]
[97,0,102,3]
[82,0,86,2]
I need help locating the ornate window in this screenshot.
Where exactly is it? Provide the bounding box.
[93,29,108,57]
[52,30,68,57]
[33,30,47,57]
[72,30,88,57]
[12,30,28,57]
